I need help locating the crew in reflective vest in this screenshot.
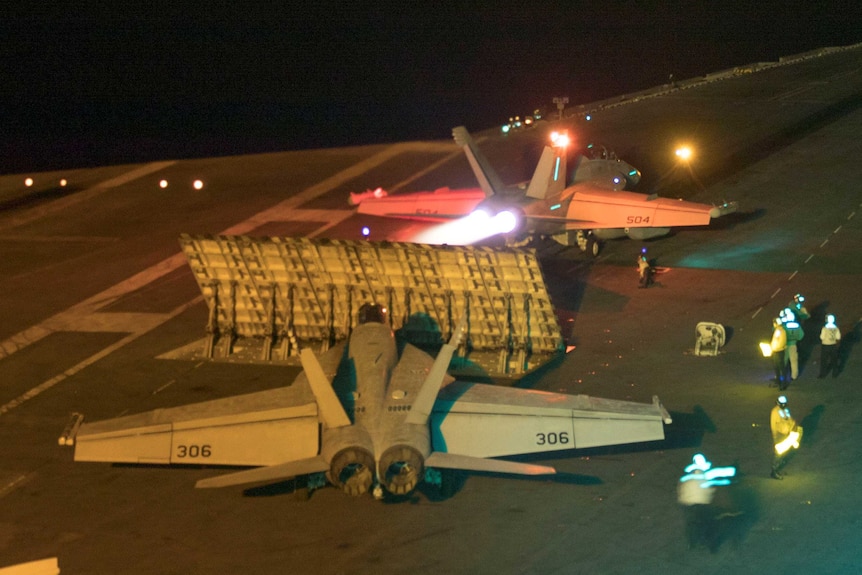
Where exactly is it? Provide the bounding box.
[770,318,788,388]
[790,293,810,321]
[781,309,804,381]
[819,314,841,378]
[677,453,736,548]
[770,395,802,480]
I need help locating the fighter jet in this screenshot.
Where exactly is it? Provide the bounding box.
[64,303,671,500]
[353,127,737,255]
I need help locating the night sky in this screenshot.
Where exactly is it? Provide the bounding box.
[3,2,860,173]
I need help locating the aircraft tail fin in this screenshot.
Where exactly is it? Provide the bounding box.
[195,455,329,489]
[300,348,351,429]
[405,315,467,426]
[525,143,567,200]
[452,126,505,198]
[426,452,556,476]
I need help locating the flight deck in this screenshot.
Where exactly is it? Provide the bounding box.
[1,45,861,573]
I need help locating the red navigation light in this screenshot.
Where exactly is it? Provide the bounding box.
[550,131,570,148]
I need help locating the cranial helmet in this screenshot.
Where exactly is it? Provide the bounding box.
[826,314,836,325]
[777,395,788,407]
[684,453,712,473]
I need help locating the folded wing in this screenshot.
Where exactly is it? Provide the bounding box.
[354,187,486,221]
[73,385,321,466]
[431,382,670,459]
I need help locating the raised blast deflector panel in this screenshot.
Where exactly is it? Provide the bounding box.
[179,234,563,377]
[75,387,320,466]
[431,382,666,458]
[179,234,561,353]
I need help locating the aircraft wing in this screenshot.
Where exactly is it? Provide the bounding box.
[0,557,59,575]
[70,344,348,467]
[521,213,606,229]
[72,384,321,466]
[430,381,670,459]
[562,188,738,230]
[354,187,485,222]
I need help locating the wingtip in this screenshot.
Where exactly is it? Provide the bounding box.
[709,200,739,218]
[58,412,85,446]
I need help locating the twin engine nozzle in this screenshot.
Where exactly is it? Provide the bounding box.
[328,445,425,497]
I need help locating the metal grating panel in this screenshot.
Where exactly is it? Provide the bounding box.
[179,234,563,377]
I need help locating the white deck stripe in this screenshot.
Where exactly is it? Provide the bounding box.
[0,143,429,414]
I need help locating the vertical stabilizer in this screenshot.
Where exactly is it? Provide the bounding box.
[300,348,351,428]
[405,315,466,425]
[525,144,567,200]
[452,127,506,198]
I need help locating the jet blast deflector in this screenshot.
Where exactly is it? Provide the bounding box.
[176,234,563,378]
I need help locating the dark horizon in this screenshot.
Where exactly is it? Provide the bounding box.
[3,3,860,174]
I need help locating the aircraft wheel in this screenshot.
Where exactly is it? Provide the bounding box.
[587,237,601,257]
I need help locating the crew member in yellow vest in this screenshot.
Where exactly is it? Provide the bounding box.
[770,395,802,480]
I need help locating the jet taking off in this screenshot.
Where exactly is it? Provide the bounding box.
[353,127,737,255]
[65,302,670,500]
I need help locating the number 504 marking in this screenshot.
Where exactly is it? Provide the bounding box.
[536,432,570,445]
[176,444,212,458]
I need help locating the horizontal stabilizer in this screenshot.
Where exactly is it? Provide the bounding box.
[195,455,329,489]
[426,452,555,476]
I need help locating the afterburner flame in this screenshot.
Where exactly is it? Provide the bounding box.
[412,209,518,245]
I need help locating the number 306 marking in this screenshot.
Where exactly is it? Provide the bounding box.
[536,432,570,445]
[176,444,212,458]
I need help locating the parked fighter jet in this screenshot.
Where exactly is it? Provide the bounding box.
[64,303,671,500]
[352,127,737,255]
